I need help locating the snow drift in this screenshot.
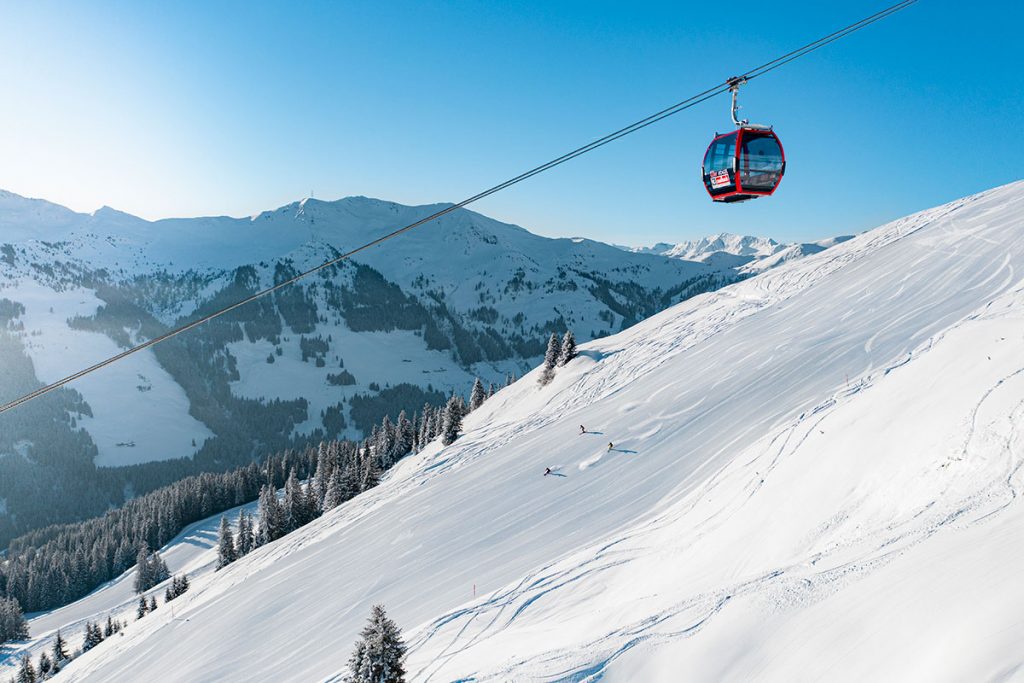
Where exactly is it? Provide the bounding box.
[52,180,1024,681]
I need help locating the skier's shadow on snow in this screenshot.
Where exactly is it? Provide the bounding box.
[581,431,604,436]
[547,471,567,477]
[609,448,638,454]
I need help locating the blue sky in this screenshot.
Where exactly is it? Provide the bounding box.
[1,1,1020,245]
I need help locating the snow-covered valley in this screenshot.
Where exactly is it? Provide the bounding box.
[16,180,1021,681]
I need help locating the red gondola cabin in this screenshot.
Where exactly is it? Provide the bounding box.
[702,126,785,203]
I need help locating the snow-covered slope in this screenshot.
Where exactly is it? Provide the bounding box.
[0,501,256,680]
[48,180,1024,681]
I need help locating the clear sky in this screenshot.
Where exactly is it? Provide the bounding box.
[1,1,1020,246]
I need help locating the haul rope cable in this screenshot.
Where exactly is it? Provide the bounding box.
[0,0,918,416]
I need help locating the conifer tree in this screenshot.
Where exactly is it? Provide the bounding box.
[51,629,69,666]
[283,470,303,532]
[217,515,237,570]
[36,652,51,678]
[313,442,333,507]
[469,378,486,411]
[257,484,285,545]
[151,550,170,586]
[236,509,255,557]
[539,333,561,385]
[0,596,28,644]
[137,595,149,620]
[418,404,433,446]
[347,605,407,683]
[323,466,345,511]
[432,408,444,441]
[82,621,101,652]
[149,595,158,612]
[133,544,151,594]
[441,395,463,446]
[559,330,577,366]
[133,544,169,594]
[362,451,380,492]
[16,655,35,683]
[395,411,414,461]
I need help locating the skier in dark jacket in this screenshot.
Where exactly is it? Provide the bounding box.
[544,467,552,476]
[579,425,586,434]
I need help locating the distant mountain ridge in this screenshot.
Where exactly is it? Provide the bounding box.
[0,189,747,545]
[620,231,853,274]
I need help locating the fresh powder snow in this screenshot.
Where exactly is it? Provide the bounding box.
[36,180,1024,682]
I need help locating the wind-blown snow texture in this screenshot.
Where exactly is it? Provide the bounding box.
[47,181,1024,681]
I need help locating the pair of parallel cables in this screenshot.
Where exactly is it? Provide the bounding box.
[0,0,918,415]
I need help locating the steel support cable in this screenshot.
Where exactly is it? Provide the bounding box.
[0,0,918,416]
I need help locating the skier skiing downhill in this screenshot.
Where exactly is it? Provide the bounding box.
[607,442,614,451]
[544,467,552,476]
[579,425,586,434]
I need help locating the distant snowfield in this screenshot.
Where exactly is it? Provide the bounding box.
[228,323,516,438]
[3,280,211,466]
[35,181,1024,681]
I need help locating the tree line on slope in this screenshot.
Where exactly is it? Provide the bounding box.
[0,370,499,633]
[214,375,503,569]
[4,333,584,679]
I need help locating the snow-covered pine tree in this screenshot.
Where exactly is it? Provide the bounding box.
[539,332,561,385]
[347,604,407,683]
[313,442,332,507]
[432,406,444,441]
[137,595,149,620]
[341,453,362,499]
[362,449,380,491]
[51,629,69,666]
[149,595,158,612]
[0,596,28,644]
[81,621,99,652]
[216,515,237,570]
[16,654,35,683]
[441,395,463,446]
[323,465,345,511]
[283,470,303,533]
[395,411,414,461]
[559,330,577,366]
[104,616,114,638]
[379,415,397,462]
[469,378,486,411]
[133,544,152,594]
[305,479,322,522]
[37,651,51,678]
[150,551,170,587]
[257,484,286,545]
[420,405,433,445]
[236,509,255,557]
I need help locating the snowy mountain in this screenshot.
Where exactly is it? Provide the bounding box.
[623,231,853,274]
[0,191,736,545]
[26,180,1023,681]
